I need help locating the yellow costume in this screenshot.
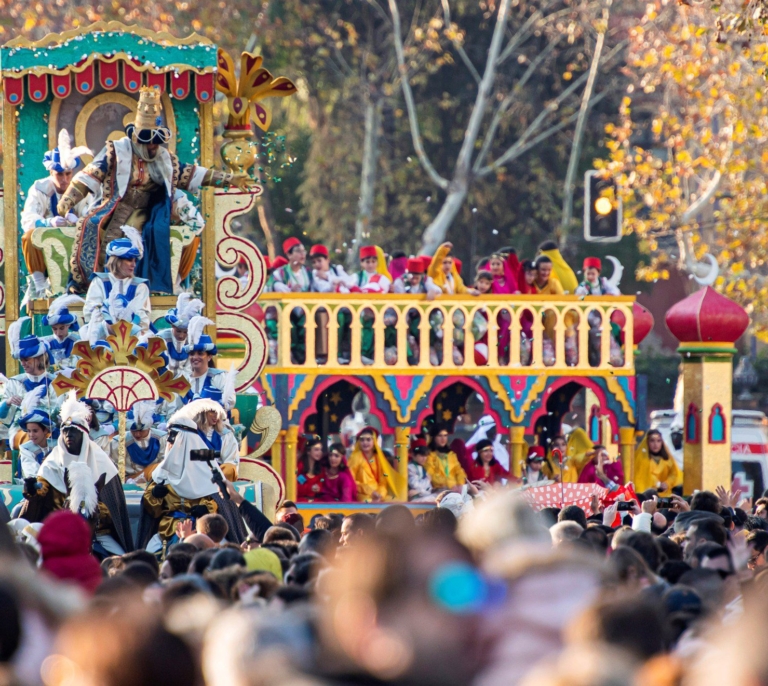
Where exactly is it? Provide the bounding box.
[428,243,470,294]
[425,450,467,490]
[633,433,682,496]
[542,452,561,481]
[347,431,405,502]
[538,245,578,294]
[561,428,595,483]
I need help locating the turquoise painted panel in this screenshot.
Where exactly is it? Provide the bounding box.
[1,31,216,73]
[16,95,52,278]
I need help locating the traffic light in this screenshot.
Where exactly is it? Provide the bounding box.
[584,170,622,243]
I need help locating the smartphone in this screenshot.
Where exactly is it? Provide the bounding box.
[616,501,634,512]
[657,497,672,508]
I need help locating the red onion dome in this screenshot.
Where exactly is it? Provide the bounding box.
[665,286,749,344]
[633,301,654,345]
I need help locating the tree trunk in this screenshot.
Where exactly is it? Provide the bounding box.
[559,23,607,249]
[420,182,470,256]
[350,95,383,271]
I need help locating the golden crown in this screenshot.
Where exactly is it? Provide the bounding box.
[133,85,164,131]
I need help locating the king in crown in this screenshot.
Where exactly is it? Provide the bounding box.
[59,85,255,294]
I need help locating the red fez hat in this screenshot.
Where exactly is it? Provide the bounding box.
[282,237,302,255]
[527,445,546,460]
[420,255,433,272]
[360,245,377,260]
[454,257,463,273]
[310,244,329,258]
[264,256,272,271]
[407,257,425,274]
[583,257,602,271]
[271,256,288,270]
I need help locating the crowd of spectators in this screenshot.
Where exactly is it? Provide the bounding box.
[3,480,768,686]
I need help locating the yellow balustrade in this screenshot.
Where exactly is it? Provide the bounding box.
[260,293,635,375]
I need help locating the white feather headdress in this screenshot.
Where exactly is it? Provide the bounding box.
[187,316,214,347]
[7,316,30,359]
[105,287,142,324]
[59,390,91,430]
[131,400,156,430]
[19,385,46,418]
[56,129,92,170]
[119,225,145,259]
[47,293,84,318]
[222,363,237,412]
[174,293,205,328]
[168,398,226,427]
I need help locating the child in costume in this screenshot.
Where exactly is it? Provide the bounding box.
[42,294,83,370]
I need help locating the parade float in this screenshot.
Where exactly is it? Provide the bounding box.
[0,21,745,522]
[0,22,285,517]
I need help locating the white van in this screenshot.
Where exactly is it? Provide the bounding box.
[649,409,768,500]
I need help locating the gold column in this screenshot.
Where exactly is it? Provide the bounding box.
[199,101,216,322]
[271,429,286,475]
[681,343,735,495]
[509,426,527,478]
[284,425,299,502]
[619,426,636,483]
[394,426,410,502]
[3,100,19,376]
[117,411,127,483]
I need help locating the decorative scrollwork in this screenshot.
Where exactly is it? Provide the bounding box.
[215,188,266,312]
[216,311,268,391]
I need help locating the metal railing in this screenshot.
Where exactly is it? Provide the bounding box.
[260,293,636,374]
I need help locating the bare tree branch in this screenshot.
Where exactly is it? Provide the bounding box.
[480,38,626,176]
[441,0,481,84]
[388,0,449,189]
[511,90,609,159]
[473,37,561,173]
[450,0,513,178]
[560,11,608,238]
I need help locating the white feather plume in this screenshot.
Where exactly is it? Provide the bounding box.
[187,316,214,347]
[60,390,91,428]
[131,400,156,429]
[119,225,144,259]
[48,293,84,318]
[106,287,142,325]
[168,398,226,427]
[175,293,205,327]
[19,385,46,418]
[57,129,92,169]
[67,461,98,516]
[222,363,237,412]
[7,317,30,358]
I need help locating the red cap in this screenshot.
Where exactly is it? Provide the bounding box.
[583,257,602,271]
[360,245,377,260]
[407,257,425,274]
[310,244,328,258]
[527,445,546,460]
[411,436,427,449]
[282,237,302,255]
[271,256,288,270]
[453,257,463,273]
